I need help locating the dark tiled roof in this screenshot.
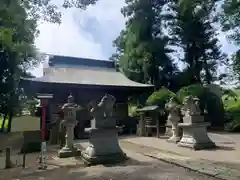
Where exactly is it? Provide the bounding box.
[24,66,153,88]
[48,55,115,68]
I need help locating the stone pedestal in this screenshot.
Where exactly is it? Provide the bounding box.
[167,122,180,143]
[58,120,80,158]
[81,128,126,165]
[81,94,127,165]
[178,122,216,150]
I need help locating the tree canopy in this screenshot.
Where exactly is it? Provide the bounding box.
[110,0,229,90]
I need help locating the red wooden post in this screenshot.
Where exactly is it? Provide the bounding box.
[36,93,53,169]
[42,104,46,141]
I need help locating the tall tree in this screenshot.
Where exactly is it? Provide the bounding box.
[19,0,99,24]
[0,0,40,132]
[111,0,176,88]
[167,0,226,84]
[219,0,240,46]
[218,0,240,84]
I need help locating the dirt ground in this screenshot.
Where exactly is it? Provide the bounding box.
[0,145,220,180]
[1,158,220,180]
[2,132,239,180]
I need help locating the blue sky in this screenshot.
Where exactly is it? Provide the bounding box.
[31,0,238,77]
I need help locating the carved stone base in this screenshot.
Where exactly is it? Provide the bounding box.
[58,146,81,158]
[178,122,216,150]
[81,128,127,165]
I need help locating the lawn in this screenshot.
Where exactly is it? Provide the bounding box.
[0,118,9,129]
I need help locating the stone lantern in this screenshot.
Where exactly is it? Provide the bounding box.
[58,94,81,158]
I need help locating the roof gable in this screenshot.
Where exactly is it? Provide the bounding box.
[48,55,115,69]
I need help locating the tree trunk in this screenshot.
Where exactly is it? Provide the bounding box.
[7,110,12,133]
[1,113,8,132]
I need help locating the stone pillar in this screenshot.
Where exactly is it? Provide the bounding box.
[58,94,81,158]
[165,119,173,137]
[138,113,145,136]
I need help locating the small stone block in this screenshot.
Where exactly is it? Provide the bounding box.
[167,136,181,144]
[58,148,81,158]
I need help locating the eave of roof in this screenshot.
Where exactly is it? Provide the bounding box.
[22,66,153,88]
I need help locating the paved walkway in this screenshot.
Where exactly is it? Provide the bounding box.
[122,133,240,163]
[118,133,240,180]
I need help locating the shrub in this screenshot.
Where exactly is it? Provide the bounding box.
[222,89,238,108]
[177,84,225,127]
[177,84,206,108]
[128,105,139,117]
[224,100,240,132]
[146,87,177,108]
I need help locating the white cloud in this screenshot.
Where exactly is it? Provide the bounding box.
[218,32,239,55]
[30,0,125,77]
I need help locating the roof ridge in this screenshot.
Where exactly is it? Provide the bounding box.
[49,54,112,62]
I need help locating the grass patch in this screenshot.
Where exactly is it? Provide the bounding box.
[0,118,9,129]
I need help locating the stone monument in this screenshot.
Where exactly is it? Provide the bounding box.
[81,94,127,165]
[58,94,81,158]
[165,97,181,143]
[178,96,216,150]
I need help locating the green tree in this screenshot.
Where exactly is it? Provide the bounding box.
[0,0,40,132]
[218,0,240,84]
[111,0,177,88]
[20,0,99,24]
[167,0,227,84]
[219,0,240,46]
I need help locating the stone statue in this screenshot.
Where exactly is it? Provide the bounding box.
[90,100,105,124]
[165,97,180,118]
[182,96,201,116]
[90,94,116,128]
[101,94,116,118]
[91,94,115,117]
